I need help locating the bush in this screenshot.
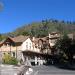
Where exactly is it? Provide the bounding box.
[9,57,18,65]
[2,53,18,65]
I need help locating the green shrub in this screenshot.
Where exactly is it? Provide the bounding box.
[2,53,18,65]
[9,57,18,65]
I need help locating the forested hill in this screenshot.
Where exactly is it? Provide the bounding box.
[1,19,75,40]
[11,19,75,37]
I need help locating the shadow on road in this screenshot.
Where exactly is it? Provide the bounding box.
[54,64,75,71]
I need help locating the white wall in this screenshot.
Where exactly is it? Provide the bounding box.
[49,39,55,46]
[22,38,33,51]
[49,33,58,47]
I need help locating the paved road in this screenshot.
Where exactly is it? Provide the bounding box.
[31,65,75,75]
[0,65,75,75]
[0,65,20,75]
[0,64,30,75]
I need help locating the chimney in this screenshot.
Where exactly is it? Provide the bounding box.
[49,33,51,38]
[32,37,35,41]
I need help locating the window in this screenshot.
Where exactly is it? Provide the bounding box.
[26,45,28,49]
[7,44,9,47]
[3,53,5,55]
[29,43,31,49]
[12,52,15,57]
[26,42,28,49]
[11,43,15,46]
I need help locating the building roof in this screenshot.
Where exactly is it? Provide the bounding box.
[40,37,47,41]
[0,39,6,46]
[11,35,30,43]
[33,38,39,44]
[0,35,30,46]
[50,32,59,35]
[49,32,60,39]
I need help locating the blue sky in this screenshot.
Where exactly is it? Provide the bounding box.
[0,0,75,33]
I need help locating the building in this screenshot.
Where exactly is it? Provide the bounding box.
[22,37,50,66]
[0,32,64,65]
[0,35,30,61]
[48,32,60,47]
[0,35,48,65]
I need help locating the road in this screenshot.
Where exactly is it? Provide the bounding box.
[0,65,75,75]
[0,64,30,75]
[31,65,75,75]
[0,64,20,75]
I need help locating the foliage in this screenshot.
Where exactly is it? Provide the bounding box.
[2,53,18,65]
[3,19,74,37]
[9,57,18,65]
[1,19,75,40]
[0,34,2,41]
[54,34,75,64]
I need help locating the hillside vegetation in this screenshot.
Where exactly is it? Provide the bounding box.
[11,19,75,37]
[0,19,75,40]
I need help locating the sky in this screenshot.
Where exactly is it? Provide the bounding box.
[0,0,75,33]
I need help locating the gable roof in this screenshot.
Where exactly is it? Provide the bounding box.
[0,39,6,47]
[11,35,30,43]
[0,35,30,46]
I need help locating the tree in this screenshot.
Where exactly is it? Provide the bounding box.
[55,34,75,65]
[30,27,36,36]
[0,34,2,41]
[22,31,29,36]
